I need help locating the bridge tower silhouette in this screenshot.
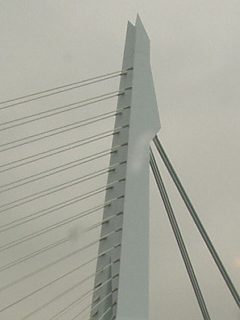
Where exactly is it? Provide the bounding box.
[90,16,160,320]
[0,15,239,320]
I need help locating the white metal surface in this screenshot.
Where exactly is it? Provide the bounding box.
[116,16,161,320]
[91,15,160,320]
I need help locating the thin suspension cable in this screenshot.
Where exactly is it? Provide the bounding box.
[0,196,123,271]
[0,200,104,253]
[2,250,121,316]
[0,259,114,314]
[1,195,123,238]
[0,68,132,110]
[86,211,123,232]
[0,111,115,151]
[0,68,130,106]
[0,145,124,192]
[0,125,124,175]
[71,298,117,320]
[0,239,121,292]
[50,278,117,320]
[97,305,114,320]
[0,165,121,231]
[0,165,115,213]
[150,149,211,320]
[19,254,121,319]
[54,288,112,320]
[69,290,114,320]
[89,290,117,320]
[0,238,69,272]
[0,182,124,252]
[0,105,130,152]
[0,248,97,293]
[0,177,125,232]
[1,188,105,227]
[153,135,240,309]
[71,288,118,320]
[0,91,122,131]
[51,289,91,320]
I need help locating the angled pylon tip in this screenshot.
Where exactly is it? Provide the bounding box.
[127,20,134,28]
[135,14,150,42]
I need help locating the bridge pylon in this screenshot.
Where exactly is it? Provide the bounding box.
[91,15,161,320]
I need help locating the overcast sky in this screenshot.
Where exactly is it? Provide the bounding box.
[0,1,240,319]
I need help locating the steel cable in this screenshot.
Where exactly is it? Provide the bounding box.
[97,305,114,320]
[69,291,114,320]
[0,181,123,253]
[0,238,69,272]
[0,145,124,193]
[153,135,240,309]
[0,196,123,272]
[150,149,211,320]
[0,105,129,152]
[49,278,117,320]
[0,176,125,233]
[0,92,121,131]
[0,126,125,175]
[0,260,114,314]
[0,239,121,292]
[0,166,123,231]
[0,165,115,213]
[18,249,122,319]
[0,68,132,110]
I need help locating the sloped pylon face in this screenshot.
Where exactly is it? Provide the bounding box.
[91,15,160,320]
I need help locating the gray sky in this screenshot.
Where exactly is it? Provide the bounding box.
[0,1,240,319]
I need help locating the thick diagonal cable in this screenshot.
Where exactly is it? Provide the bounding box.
[0,68,132,110]
[0,235,121,292]
[0,164,115,214]
[0,91,124,131]
[150,149,211,320]
[153,135,240,309]
[0,181,124,252]
[0,196,123,271]
[49,277,118,320]
[0,253,119,315]
[0,126,125,176]
[19,250,122,319]
[0,145,124,194]
[0,105,130,152]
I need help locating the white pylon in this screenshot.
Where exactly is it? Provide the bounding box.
[91,15,160,320]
